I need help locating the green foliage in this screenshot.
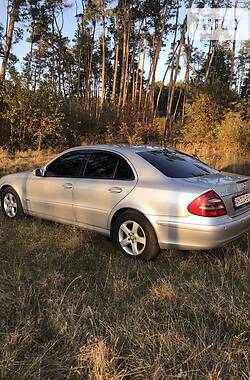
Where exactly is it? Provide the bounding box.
[0,81,64,151]
[62,99,99,145]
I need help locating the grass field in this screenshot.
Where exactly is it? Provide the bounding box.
[0,149,249,379]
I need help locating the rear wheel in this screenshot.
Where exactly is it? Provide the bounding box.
[112,211,160,260]
[1,187,24,219]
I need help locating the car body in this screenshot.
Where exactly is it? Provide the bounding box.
[0,145,249,259]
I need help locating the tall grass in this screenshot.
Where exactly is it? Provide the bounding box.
[0,150,249,379]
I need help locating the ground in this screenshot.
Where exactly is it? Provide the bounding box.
[0,149,249,379]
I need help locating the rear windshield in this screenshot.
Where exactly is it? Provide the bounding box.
[137,150,218,178]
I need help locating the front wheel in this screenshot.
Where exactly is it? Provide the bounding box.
[1,187,24,219]
[112,211,160,260]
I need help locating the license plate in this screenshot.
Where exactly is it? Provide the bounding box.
[233,192,250,209]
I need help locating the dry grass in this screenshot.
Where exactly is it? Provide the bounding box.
[0,148,55,177]
[0,150,249,380]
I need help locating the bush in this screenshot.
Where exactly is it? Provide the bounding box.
[0,81,65,151]
[217,111,250,154]
[182,93,223,145]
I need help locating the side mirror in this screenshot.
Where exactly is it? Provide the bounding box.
[33,168,44,177]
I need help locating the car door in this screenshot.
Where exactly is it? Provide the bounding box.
[73,151,137,230]
[26,151,88,222]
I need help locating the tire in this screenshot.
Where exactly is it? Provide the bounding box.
[112,210,160,260]
[1,186,25,219]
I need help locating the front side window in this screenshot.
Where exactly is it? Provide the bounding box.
[45,152,88,177]
[138,149,218,178]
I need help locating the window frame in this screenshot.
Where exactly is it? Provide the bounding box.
[82,150,136,181]
[44,149,136,181]
[44,151,90,178]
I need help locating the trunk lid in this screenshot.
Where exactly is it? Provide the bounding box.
[174,172,250,217]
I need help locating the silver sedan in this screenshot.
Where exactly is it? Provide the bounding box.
[0,145,249,260]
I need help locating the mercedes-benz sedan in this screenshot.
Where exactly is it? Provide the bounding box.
[0,145,249,260]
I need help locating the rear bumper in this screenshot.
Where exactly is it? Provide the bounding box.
[148,211,250,250]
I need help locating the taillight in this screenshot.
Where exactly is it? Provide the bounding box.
[188,190,227,217]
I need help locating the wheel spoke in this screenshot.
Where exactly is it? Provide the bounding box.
[120,223,131,236]
[132,242,139,255]
[120,237,130,247]
[136,236,146,245]
[132,222,139,234]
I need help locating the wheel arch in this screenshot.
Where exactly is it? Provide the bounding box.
[109,207,158,240]
[0,184,24,208]
[0,184,12,199]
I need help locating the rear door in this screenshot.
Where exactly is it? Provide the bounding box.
[73,151,137,229]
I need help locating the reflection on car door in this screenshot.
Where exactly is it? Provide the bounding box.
[26,152,87,222]
[73,152,137,230]
[27,177,75,221]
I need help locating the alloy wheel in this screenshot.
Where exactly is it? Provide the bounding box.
[3,193,18,218]
[118,220,146,256]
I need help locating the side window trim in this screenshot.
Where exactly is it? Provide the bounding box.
[113,159,120,179]
[80,152,91,177]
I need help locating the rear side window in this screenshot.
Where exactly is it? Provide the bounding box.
[115,159,135,180]
[84,153,118,179]
[137,150,218,178]
[45,152,88,177]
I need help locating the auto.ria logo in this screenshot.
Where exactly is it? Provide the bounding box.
[187,7,249,41]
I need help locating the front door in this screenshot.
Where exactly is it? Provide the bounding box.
[26,151,88,222]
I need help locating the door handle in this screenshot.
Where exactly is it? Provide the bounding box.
[63,183,73,189]
[108,187,122,193]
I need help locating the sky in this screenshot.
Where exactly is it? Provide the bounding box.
[0,0,184,82]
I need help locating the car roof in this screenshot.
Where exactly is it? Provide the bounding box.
[66,144,165,155]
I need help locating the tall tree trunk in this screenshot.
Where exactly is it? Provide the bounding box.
[138,39,146,110]
[205,41,217,83]
[100,0,106,107]
[87,19,96,109]
[163,4,180,141]
[132,39,142,102]
[149,40,161,116]
[164,42,182,142]
[121,23,131,109]
[143,49,153,115]
[229,0,238,89]
[0,0,22,80]
[118,15,127,109]
[111,14,119,103]
[76,12,84,98]
[154,40,180,119]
